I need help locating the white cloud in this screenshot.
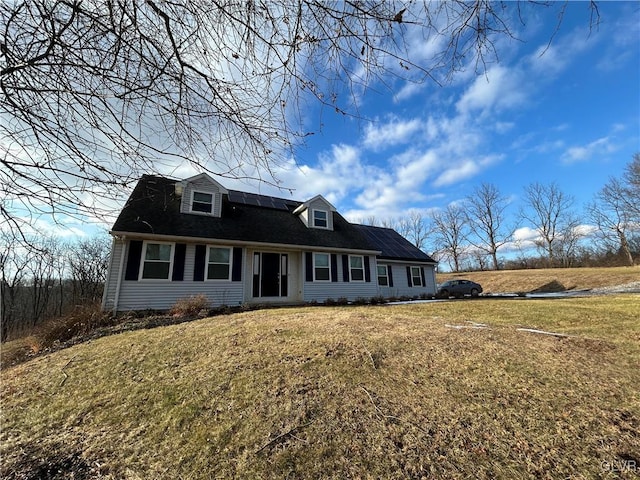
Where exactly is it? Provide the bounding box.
[561,137,617,164]
[393,82,426,103]
[433,160,480,187]
[456,65,527,115]
[597,6,640,71]
[392,150,440,190]
[432,154,502,187]
[362,117,424,151]
[574,224,598,237]
[513,226,539,243]
[495,122,515,134]
[527,26,594,77]
[0,214,94,240]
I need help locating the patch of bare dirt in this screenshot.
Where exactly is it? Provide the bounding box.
[0,442,108,480]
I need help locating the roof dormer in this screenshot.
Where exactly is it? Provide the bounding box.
[176,173,228,218]
[293,195,337,230]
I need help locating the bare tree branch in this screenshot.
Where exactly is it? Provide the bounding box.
[1,1,598,239]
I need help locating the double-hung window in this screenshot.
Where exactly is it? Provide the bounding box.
[313,209,328,228]
[410,266,423,287]
[141,242,173,279]
[313,253,330,281]
[207,247,232,280]
[192,191,213,213]
[377,265,389,286]
[349,255,365,282]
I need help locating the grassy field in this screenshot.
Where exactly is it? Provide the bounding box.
[437,265,640,294]
[1,295,639,479]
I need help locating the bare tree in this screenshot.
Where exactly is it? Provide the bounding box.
[1,1,598,237]
[431,204,468,272]
[0,232,111,339]
[587,177,636,266]
[0,231,31,338]
[520,182,577,266]
[622,153,640,222]
[624,153,640,190]
[464,183,513,270]
[67,234,111,304]
[393,211,431,250]
[554,221,585,267]
[24,236,65,325]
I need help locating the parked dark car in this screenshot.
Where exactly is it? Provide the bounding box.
[437,279,483,298]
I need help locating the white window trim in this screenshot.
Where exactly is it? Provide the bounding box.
[349,255,365,282]
[377,265,389,286]
[205,245,233,281]
[313,252,331,282]
[190,190,215,215]
[312,209,329,229]
[139,241,174,281]
[410,266,423,287]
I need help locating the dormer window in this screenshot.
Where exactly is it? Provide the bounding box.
[293,195,336,230]
[191,191,213,213]
[313,209,328,228]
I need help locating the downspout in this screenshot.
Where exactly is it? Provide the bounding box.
[112,236,127,314]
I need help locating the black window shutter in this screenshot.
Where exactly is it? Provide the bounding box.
[232,247,242,281]
[330,254,338,282]
[364,256,371,282]
[124,240,143,280]
[387,265,394,287]
[406,266,412,287]
[172,243,186,281]
[420,267,426,287]
[305,252,313,282]
[342,255,349,282]
[194,245,206,281]
[281,254,288,297]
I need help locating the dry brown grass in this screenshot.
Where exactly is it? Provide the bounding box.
[1,295,639,479]
[0,304,117,369]
[438,265,640,294]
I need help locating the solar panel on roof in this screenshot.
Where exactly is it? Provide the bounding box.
[227,190,294,211]
[354,224,432,260]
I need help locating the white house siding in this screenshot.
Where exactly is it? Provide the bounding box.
[103,240,437,311]
[101,238,125,311]
[107,242,244,312]
[375,263,437,298]
[304,282,378,303]
[116,281,243,311]
[303,254,378,303]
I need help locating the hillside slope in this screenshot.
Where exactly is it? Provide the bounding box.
[437,266,640,294]
[2,297,639,479]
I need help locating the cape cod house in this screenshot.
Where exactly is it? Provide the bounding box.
[102,173,437,312]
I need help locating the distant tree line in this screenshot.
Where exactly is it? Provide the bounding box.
[0,233,111,341]
[364,154,640,272]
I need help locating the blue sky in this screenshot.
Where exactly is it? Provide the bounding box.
[252,1,639,249]
[291,2,639,212]
[25,2,640,248]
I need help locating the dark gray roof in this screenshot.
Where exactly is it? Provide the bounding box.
[111,175,435,263]
[112,175,373,251]
[352,224,436,263]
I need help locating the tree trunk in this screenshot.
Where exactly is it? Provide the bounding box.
[617,229,635,266]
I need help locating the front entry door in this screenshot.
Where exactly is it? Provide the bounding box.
[253,253,288,298]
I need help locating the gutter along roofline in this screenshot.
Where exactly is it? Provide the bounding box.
[109,231,381,256]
